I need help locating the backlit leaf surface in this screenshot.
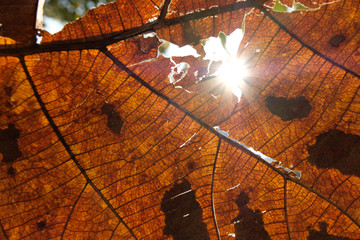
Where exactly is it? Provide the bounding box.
[1,0,360,239]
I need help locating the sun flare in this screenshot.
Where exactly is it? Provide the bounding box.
[216,58,249,87]
[201,27,250,102]
[214,58,249,102]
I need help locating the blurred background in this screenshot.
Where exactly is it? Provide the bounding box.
[43,0,114,33]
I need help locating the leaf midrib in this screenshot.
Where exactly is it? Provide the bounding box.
[0,0,256,56]
[19,56,138,240]
[102,47,360,234]
[7,0,360,238]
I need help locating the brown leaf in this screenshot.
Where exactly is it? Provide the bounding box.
[1,0,360,239]
[0,0,44,46]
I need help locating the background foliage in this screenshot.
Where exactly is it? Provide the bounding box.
[44,0,114,22]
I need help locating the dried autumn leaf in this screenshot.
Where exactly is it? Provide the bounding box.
[1,0,360,239]
[0,0,44,46]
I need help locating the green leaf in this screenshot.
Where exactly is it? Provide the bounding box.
[273,0,289,12]
[218,31,227,50]
[272,0,319,12]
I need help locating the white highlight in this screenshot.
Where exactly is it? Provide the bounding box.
[169,62,190,85]
[213,126,302,180]
[43,16,66,34]
[143,32,157,38]
[215,58,249,102]
[170,189,192,200]
[36,35,43,45]
[158,41,200,59]
[213,126,229,137]
[202,27,248,102]
[203,29,243,62]
[180,131,198,148]
[226,183,241,191]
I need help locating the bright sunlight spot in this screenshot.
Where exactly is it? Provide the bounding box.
[201,26,248,103]
[215,58,248,88]
[214,58,249,102]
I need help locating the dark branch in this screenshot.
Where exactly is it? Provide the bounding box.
[0,0,255,56]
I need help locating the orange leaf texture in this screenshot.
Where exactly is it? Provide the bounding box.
[0,0,44,46]
[1,0,360,239]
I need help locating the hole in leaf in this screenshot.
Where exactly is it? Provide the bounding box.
[43,0,116,34]
[271,0,318,12]
[201,27,248,102]
[168,62,190,85]
[158,41,200,59]
[269,0,336,12]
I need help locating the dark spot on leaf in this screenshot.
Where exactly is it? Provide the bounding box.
[101,103,114,115]
[308,129,360,177]
[234,191,250,206]
[265,96,311,121]
[232,191,271,240]
[182,22,201,46]
[36,220,46,230]
[307,222,352,240]
[197,67,209,79]
[0,123,22,163]
[7,166,16,176]
[187,160,196,171]
[101,103,123,135]
[140,173,148,182]
[4,86,12,96]
[329,34,346,47]
[160,179,209,240]
[5,100,13,108]
[135,35,159,55]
